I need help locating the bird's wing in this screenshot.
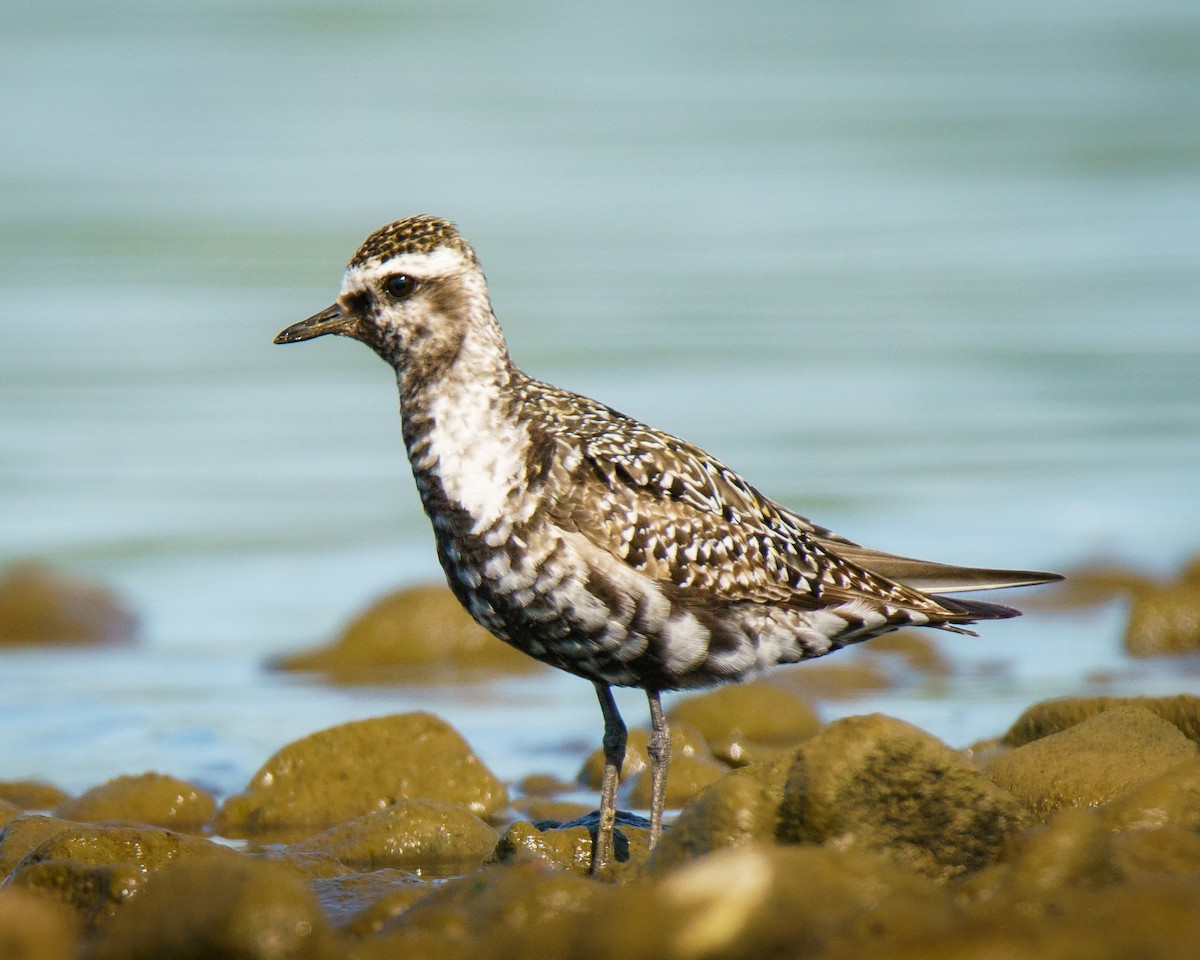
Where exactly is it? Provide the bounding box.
[535,395,951,616]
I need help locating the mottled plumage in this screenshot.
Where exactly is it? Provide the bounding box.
[276,215,1061,872]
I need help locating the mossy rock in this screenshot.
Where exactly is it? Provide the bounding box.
[291,799,498,876]
[490,811,651,880]
[0,886,79,960]
[989,706,1197,818]
[577,722,711,789]
[1124,557,1200,656]
[55,773,215,831]
[274,583,540,681]
[777,714,1029,881]
[0,780,70,811]
[215,712,506,837]
[667,680,820,766]
[0,561,136,646]
[86,856,336,960]
[1003,694,1200,745]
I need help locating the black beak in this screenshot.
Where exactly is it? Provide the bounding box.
[274,304,356,344]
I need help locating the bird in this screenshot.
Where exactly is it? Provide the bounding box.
[274,215,1062,873]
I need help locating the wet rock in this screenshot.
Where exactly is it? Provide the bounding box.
[0,815,77,876]
[336,876,430,937]
[863,630,953,676]
[1003,694,1200,745]
[0,798,21,828]
[649,760,791,872]
[590,844,943,960]
[291,798,498,876]
[625,752,729,808]
[514,772,575,797]
[0,887,78,960]
[1101,757,1200,833]
[490,812,651,879]
[578,722,711,788]
[989,706,1197,818]
[0,779,70,811]
[775,657,892,700]
[55,772,215,830]
[381,861,602,959]
[9,859,147,928]
[666,680,820,767]
[509,796,593,823]
[274,583,539,682]
[215,712,507,838]
[1124,558,1200,656]
[0,561,136,646]
[87,855,337,960]
[777,714,1029,881]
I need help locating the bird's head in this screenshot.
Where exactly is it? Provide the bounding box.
[275,215,493,371]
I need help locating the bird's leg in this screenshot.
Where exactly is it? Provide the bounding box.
[646,689,671,849]
[592,681,627,874]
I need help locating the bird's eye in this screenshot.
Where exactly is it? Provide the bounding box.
[383,274,416,300]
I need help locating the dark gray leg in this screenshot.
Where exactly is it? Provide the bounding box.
[592,681,627,873]
[646,689,671,849]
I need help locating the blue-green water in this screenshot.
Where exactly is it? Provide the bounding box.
[2,0,1198,798]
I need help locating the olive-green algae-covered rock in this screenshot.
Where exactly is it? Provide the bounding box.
[336,876,430,937]
[0,560,137,646]
[87,856,337,960]
[1002,693,1200,746]
[215,712,507,837]
[1124,564,1200,656]
[12,821,237,875]
[988,706,1197,818]
[0,815,76,876]
[0,779,70,811]
[0,798,21,828]
[55,772,216,831]
[587,844,944,960]
[0,887,78,960]
[9,859,147,929]
[291,799,498,875]
[490,813,651,880]
[379,861,603,960]
[666,680,821,767]
[777,714,1029,881]
[1101,756,1200,832]
[648,760,791,873]
[625,752,728,809]
[577,721,712,788]
[274,583,541,681]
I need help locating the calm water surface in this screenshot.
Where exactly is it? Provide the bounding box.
[2,0,1198,798]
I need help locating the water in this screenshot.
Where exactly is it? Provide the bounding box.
[2,0,1198,799]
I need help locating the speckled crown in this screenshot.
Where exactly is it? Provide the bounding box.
[349,215,477,268]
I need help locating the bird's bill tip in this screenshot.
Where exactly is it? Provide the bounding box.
[274,304,352,344]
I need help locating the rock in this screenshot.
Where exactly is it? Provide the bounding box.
[0,780,70,811]
[515,772,576,797]
[0,815,76,876]
[578,722,711,789]
[0,561,136,646]
[649,761,791,872]
[1101,757,1200,833]
[55,772,215,831]
[10,821,235,875]
[509,796,593,823]
[625,752,729,809]
[777,714,1029,881]
[589,844,943,960]
[863,630,954,676]
[380,861,602,959]
[1124,558,1200,656]
[87,856,337,960]
[1003,694,1200,745]
[490,812,651,879]
[666,680,820,766]
[0,887,78,960]
[336,877,430,937]
[774,657,892,700]
[291,799,498,876]
[1024,561,1150,610]
[274,583,540,681]
[215,712,507,838]
[0,798,21,828]
[8,859,147,928]
[989,706,1198,818]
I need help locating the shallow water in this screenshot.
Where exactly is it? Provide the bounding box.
[2,0,1198,799]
